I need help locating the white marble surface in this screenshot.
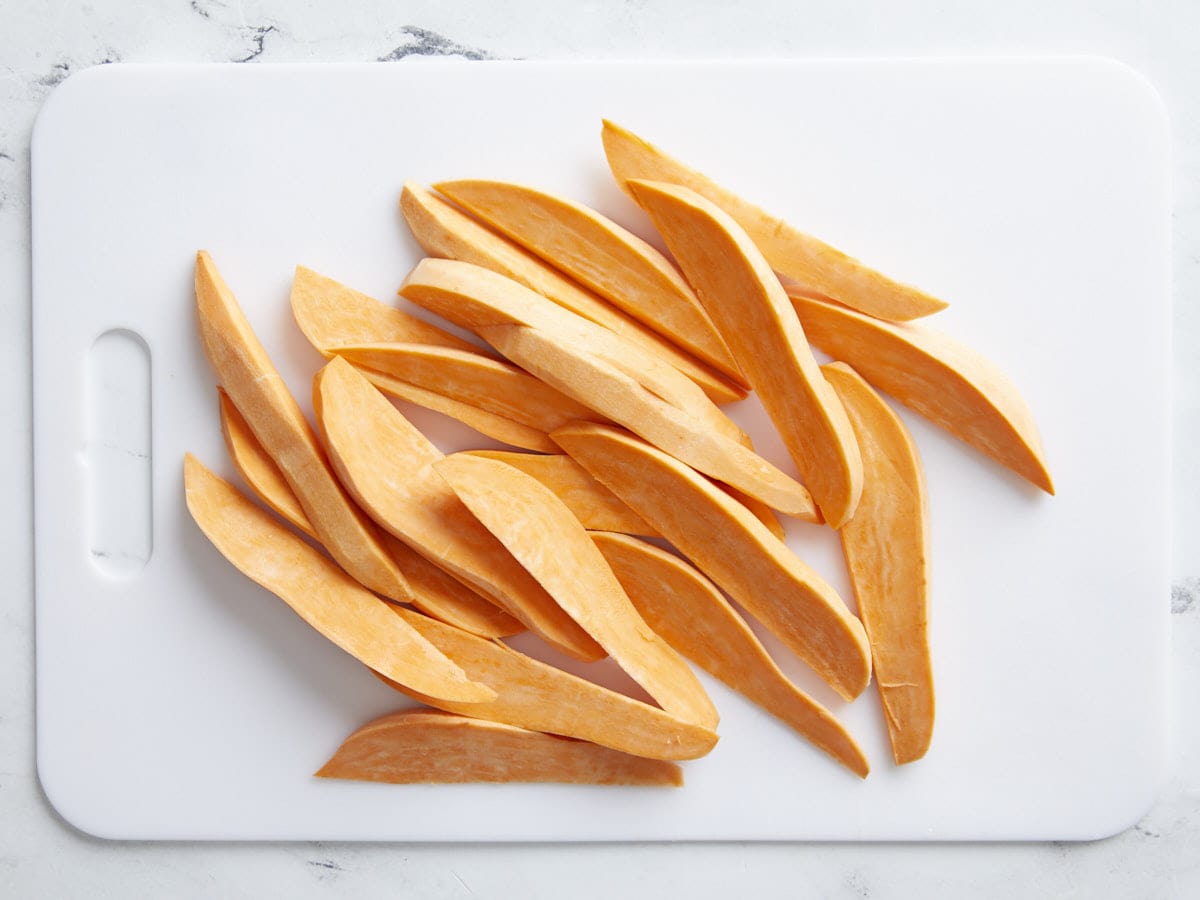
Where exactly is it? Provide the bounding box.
[2,0,1197,896]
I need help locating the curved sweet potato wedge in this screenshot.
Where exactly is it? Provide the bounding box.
[216,389,522,639]
[194,251,411,602]
[601,120,948,322]
[434,453,718,730]
[400,182,745,404]
[591,531,868,778]
[824,362,935,765]
[790,291,1054,494]
[314,356,603,662]
[182,455,492,704]
[384,607,719,761]
[627,179,864,529]
[315,709,682,786]
[552,423,871,701]
[434,179,741,380]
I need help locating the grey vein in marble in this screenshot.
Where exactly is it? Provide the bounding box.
[376,25,495,62]
[1173,577,1198,614]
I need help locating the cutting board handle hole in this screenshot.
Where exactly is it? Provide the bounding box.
[86,329,153,576]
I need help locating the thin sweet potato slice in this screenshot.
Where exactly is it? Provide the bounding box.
[216,389,522,639]
[314,356,604,662]
[434,453,718,730]
[591,531,868,778]
[383,606,719,761]
[552,423,871,701]
[315,709,682,786]
[400,181,745,404]
[824,362,934,765]
[601,120,948,322]
[182,455,493,704]
[434,178,741,379]
[790,291,1054,494]
[627,179,864,528]
[194,251,411,602]
[462,450,657,537]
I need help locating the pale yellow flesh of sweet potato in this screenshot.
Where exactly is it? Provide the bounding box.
[824,362,935,765]
[461,450,657,537]
[216,389,523,639]
[384,606,719,760]
[601,120,948,322]
[182,455,493,704]
[481,321,817,519]
[628,179,864,529]
[434,179,741,380]
[315,709,682,786]
[194,251,411,602]
[552,423,871,701]
[434,453,719,730]
[314,356,604,661]
[400,182,745,404]
[591,531,868,778]
[790,291,1054,494]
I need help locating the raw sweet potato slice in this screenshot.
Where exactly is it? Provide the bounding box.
[182,455,492,704]
[790,291,1054,494]
[384,606,719,761]
[314,356,604,661]
[216,389,522,639]
[552,423,871,701]
[601,120,948,322]
[823,362,935,764]
[591,531,868,778]
[434,453,718,730]
[627,179,864,529]
[481,321,817,519]
[400,182,745,404]
[719,485,789,540]
[434,178,741,379]
[194,251,411,602]
[315,709,682,786]
[462,450,657,537]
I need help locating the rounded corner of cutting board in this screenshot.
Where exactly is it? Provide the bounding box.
[36,750,130,843]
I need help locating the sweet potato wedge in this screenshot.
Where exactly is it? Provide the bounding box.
[628,179,864,529]
[216,389,522,639]
[552,423,871,701]
[182,455,492,704]
[789,290,1054,494]
[314,356,603,661]
[434,453,718,730]
[315,709,682,786]
[194,251,411,602]
[824,362,935,764]
[434,178,741,379]
[591,531,868,778]
[384,606,719,761]
[601,120,948,322]
[400,181,745,404]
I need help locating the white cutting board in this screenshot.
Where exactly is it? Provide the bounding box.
[31,59,1170,841]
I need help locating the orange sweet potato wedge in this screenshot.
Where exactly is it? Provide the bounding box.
[824,362,935,765]
[790,290,1054,494]
[182,455,492,704]
[401,181,746,404]
[315,709,682,786]
[434,453,718,730]
[628,179,864,529]
[591,531,868,778]
[314,355,604,662]
[602,120,948,322]
[552,423,871,701]
[462,450,657,537]
[434,179,741,380]
[384,606,719,761]
[216,388,522,639]
[194,251,411,602]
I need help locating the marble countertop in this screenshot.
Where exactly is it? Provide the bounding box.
[2,1,1197,896]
